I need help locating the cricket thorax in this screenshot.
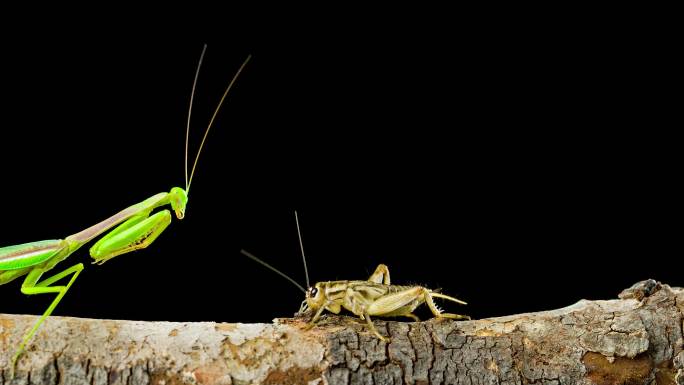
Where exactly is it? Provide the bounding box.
[307,281,429,317]
[318,281,389,301]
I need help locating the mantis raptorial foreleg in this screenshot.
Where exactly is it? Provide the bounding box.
[90,210,172,264]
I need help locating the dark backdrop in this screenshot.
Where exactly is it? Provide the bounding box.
[1,35,678,325]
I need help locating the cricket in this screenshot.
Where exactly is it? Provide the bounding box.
[240,212,470,342]
[0,46,250,372]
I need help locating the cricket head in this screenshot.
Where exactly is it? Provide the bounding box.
[169,187,188,219]
[305,283,325,311]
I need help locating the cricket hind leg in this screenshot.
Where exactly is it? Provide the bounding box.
[367,264,390,284]
[366,286,424,315]
[425,290,470,320]
[13,263,84,374]
[363,287,428,340]
[382,310,421,322]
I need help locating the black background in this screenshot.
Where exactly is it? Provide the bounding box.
[0,31,679,325]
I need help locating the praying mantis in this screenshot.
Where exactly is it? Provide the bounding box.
[0,46,250,372]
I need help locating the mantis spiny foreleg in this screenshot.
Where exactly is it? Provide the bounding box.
[90,210,172,264]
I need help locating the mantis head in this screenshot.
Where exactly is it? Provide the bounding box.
[169,187,188,219]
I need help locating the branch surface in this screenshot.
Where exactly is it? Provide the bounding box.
[1,280,683,384]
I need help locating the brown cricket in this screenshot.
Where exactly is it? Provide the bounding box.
[240,212,469,342]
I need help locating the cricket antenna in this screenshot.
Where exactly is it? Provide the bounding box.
[240,249,307,294]
[186,51,252,195]
[295,211,310,288]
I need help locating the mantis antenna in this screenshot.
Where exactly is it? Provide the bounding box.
[295,210,311,288]
[185,44,207,191]
[240,249,307,293]
[186,50,252,194]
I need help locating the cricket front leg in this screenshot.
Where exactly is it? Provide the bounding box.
[303,304,328,330]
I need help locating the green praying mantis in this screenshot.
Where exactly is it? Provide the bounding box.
[0,46,250,372]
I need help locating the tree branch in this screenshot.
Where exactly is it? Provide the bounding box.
[1,280,682,384]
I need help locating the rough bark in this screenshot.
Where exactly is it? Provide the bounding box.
[1,279,682,385]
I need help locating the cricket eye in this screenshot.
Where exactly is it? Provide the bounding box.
[310,287,318,297]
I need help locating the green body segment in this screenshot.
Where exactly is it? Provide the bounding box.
[90,210,172,264]
[0,240,67,270]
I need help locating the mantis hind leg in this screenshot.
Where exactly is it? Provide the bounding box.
[12,263,83,373]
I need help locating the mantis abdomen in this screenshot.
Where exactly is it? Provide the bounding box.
[0,240,68,271]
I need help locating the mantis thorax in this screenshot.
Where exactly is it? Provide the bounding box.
[169,187,188,219]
